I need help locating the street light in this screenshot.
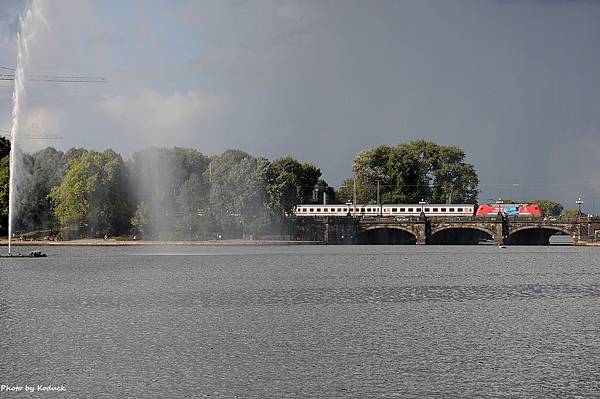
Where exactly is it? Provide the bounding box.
[419,199,427,219]
[576,197,584,217]
[496,198,504,216]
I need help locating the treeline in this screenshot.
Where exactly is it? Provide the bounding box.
[0,139,499,240]
[0,139,324,239]
[337,141,480,204]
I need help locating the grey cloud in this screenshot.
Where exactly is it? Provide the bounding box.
[1,0,600,210]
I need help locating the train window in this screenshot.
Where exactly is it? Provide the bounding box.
[408,208,413,212]
[457,208,462,212]
[392,208,397,212]
[399,208,405,212]
[366,208,370,212]
[441,208,446,212]
[344,208,348,212]
[449,208,454,212]
[432,208,438,212]
[316,208,321,212]
[424,208,430,212]
[309,208,314,212]
[337,208,341,212]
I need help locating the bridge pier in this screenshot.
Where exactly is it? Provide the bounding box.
[323,217,359,244]
[413,221,429,245]
[493,222,506,245]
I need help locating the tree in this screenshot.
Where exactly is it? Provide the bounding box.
[50,150,131,237]
[335,178,355,204]
[0,155,8,235]
[528,199,563,216]
[129,147,210,239]
[206,150,281,238]
[0,137,10,234]
[130,201,151,237]
[0,137,10,159]
[266,157,322,216]
[176,174,210,239]
[15,147,70,232]
[347,141,479,204]
[562,208,581,218]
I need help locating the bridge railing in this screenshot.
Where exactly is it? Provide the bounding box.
[508,216,589,223]
[360,216,424,223]
[289,214,598,224]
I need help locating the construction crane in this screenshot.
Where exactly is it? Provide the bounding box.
[0,65,105,83]
[0,129,63,140]
[1,65,103,141]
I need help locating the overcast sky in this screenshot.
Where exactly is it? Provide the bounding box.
[0,0,599,209]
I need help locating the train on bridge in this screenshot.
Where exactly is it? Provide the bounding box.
[293,202,544,218]
[293,204,475,217]
[475,203,543,217]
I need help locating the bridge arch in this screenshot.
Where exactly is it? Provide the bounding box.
[507,226,573,245]
[357,226,417,245]
[430,226,494,245]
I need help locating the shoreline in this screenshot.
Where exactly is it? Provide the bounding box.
[1,238,598,247]
[0,238,323,247]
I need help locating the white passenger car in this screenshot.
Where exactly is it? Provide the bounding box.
[293,204,475,217]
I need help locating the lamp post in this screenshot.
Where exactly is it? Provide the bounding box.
[496,197,504,216]
[419,199,427,220]
[576,197,584,217]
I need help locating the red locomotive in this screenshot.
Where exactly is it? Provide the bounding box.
[475,203,543,217]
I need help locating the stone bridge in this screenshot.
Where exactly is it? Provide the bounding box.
[292,215,600,245]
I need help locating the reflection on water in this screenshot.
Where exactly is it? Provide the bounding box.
[1,245,599,397]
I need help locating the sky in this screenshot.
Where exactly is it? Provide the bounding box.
[0,0,599,210]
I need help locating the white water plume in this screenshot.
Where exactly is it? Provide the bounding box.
[8,2,43,254]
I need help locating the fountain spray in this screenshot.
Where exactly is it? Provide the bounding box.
[8,4,38,255]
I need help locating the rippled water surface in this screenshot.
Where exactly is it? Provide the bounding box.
[1,245,600,398]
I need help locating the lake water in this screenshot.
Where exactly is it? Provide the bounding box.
[1,245,599,398]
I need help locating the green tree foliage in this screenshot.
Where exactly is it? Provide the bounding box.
[265,157,322,216]
[50,150,131,236]
[2,141,486,240]
[0,137,10,159]
[527,199,563,216]
[208,151,272,237]
[345,141,479,204]
[130,201,151,237]
[562,208,582,218]
[129,147,209,239]
[0,156,8,235]
[0,137,9,235]
[15,147,71,232]
[176,174,209,239]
